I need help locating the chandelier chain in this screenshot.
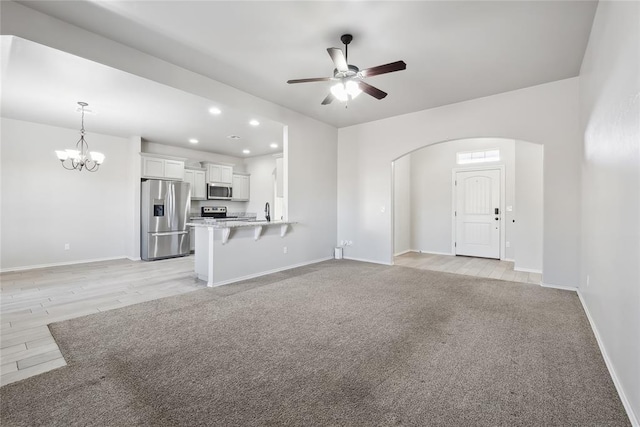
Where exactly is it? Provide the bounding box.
[55,101,104,172]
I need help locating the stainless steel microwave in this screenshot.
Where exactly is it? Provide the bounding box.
[207,183,233,200]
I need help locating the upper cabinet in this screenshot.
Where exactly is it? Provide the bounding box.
[141,155,184,180]
[232,173,250,201]
[206,164,233,184]
[184,168,207,200]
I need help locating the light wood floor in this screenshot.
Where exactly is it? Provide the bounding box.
[0,256,204,387]
[1,253,541,387]
[394,252,542,285]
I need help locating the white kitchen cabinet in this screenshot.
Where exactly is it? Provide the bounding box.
[141,156,185,180]
[193,170,206,198]
[184,169,195,192]
[184,168,206,199]
[206,164,233,184]
[221,166,232,184]
[232,173,250,201]
[164,160,185,180]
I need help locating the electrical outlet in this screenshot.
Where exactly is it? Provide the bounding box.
[340,240,345,246]
[506,241,511,248]
[64,243,70,250]
[380,206,386,213]
[347,241,353,246]
[283,246,288,254]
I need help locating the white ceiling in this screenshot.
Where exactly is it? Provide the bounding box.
[1,37,285,158]
[14,0,598,129]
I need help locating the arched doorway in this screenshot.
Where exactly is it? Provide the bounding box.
[392,137,543,284]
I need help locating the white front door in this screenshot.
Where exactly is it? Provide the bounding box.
[455,169,501,259]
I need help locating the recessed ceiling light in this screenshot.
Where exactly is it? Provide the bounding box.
[227,135,241,140]
[242,149,251,154]
[189,138,199,144]
[209,107,221,115]
[249,119,260,126]
[270,143,278,149]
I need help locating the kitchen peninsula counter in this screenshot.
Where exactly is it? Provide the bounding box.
[187,220,297,287]
[188,219,294,230]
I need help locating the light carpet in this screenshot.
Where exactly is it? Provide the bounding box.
[0,260,629,426]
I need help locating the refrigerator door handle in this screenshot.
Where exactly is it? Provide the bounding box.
[151,231,189,237]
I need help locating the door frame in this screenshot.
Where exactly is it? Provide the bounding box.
[451,165,506,259]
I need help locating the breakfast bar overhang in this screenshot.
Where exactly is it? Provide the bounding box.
[188,221,296,287]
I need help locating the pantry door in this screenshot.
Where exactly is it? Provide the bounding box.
[454,169,501,259]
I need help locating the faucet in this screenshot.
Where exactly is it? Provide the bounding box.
[265,202,271,222]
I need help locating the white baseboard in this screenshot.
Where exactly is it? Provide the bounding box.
[0,255,130,273]
[343,256,393,266]
[503,258,515,262]
[210,256,334,287]
[577,290,639,426]
[540,282,578,292]
[393,249,413,256]
[515,266,543,274]
[417,250,454,256]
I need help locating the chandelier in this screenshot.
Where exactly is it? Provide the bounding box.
[55,102,105,172]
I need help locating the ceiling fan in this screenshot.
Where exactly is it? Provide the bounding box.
[287,34,406,105]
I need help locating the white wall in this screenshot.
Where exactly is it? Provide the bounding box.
[514,140,543,272]
[1,2,338,274]
[579,1,640,423]
[407,138,516,259]
[244,154,277,220]
[338,78,580,287]
[1,118,132,270]
[125,136,142,260]
[392,155,411,255]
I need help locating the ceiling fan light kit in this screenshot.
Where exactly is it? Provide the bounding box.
[287,34,406,105]
[330,80,362,102]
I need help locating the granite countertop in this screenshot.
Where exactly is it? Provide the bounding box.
[187,220,294,229]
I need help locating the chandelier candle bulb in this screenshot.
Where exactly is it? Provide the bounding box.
[55,102,105,172]
[90,152,105,164]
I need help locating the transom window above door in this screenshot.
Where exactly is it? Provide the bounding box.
[456,149,500,165]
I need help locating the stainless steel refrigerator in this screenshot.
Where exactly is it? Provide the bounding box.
[141,179,191,261]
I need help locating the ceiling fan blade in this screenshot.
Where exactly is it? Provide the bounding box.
[359,61,407,78]
[287,77,333,84]
[358,81,387,100]
[327,48,348,72]
[321,93,335,105]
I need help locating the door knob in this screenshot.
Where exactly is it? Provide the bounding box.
[495,217,499,220]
